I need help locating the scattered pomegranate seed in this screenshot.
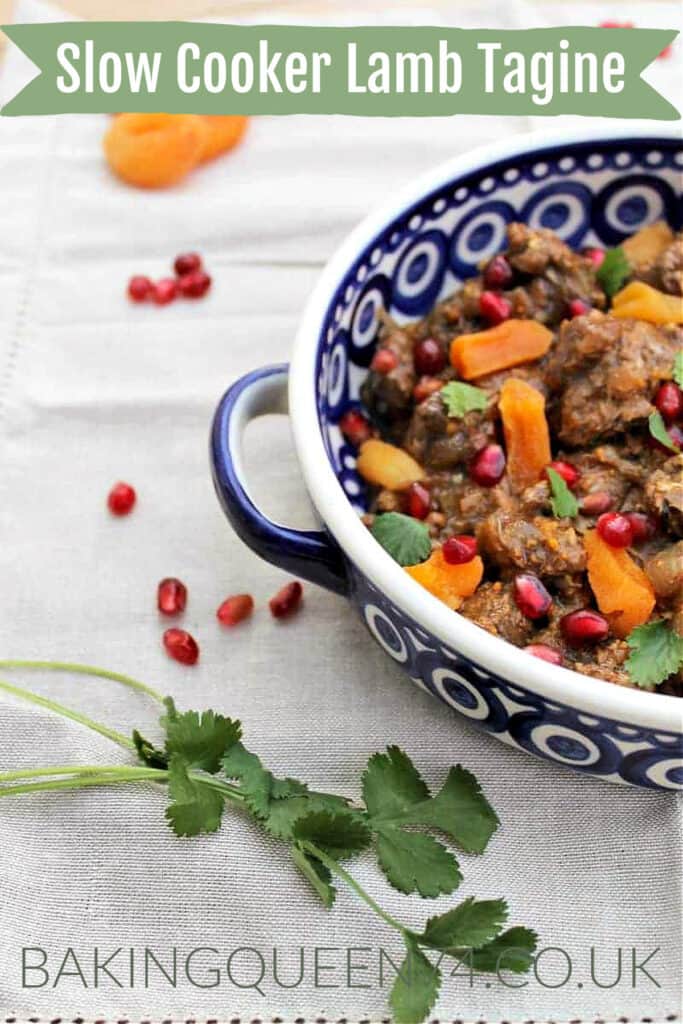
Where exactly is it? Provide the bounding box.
[152,278,178,305]
[407,482,431,520]
[107,481,136,516]
[584,247,605,268]
[157,577,188,616]
[483,254,513,290]
[568,298,591,318]
[413,376,443,403]
[174,252,202,277]
[217,593,254,626]
[178,269,212,299]
[655,381,683,423]
[269,580,303,619]
[560,609,609,647]
[414,338,446,376]
[339,409,372,447]
[513,573,553,619]
[371,349,399,374]
[580,491,613,516]
[599,19,634,28]
[470,444,506,487]
[127,275,153,302]
[597,512,634,548]
[546,460,580,489]
[525,643,563,666]
[479,290,512,325]
[163,628,199,665]
[442,535,478,565]
[624,512,657,545]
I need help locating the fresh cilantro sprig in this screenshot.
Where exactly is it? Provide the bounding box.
[626,620,683,690]
[546,466,579,518]
[0,661,538,1024]
[673,351,683,389]
[648,410,679,453]
[597,246,631,298]
[371,511,432,566]
[441,381,488,418]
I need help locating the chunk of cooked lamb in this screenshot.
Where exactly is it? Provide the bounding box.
[477,511,586,578]
[645,455,683,538]
[460,582,535,646]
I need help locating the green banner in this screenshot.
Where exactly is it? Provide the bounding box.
[1,22,679,119]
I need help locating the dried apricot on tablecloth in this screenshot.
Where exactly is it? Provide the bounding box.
[104,113,208,188]
[405,548,484,610]
[199,116,249,162]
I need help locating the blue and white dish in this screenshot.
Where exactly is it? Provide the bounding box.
[211,129,683,791]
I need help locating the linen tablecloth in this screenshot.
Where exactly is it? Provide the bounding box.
[0,1,681,1020]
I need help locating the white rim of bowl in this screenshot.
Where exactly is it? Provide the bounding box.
[290,125,683,734]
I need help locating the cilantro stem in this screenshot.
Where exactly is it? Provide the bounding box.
[0,768,167,798]
[0,764,146,783]
[0,677,134,750]
[303,841,409,938]
[0,660,165,704]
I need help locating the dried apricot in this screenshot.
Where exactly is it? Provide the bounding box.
[104,113,208,188]
[199,115,249,162]
[405,548,484,610]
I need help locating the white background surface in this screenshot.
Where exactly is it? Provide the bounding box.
[0,1,681,1021]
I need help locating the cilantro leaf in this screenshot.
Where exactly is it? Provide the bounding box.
[469,926,538,973]
[547,466,579,518]
[371,513,431,567]
[223,742,274,817]
[294,809,372,861]
[597,246,630,298]
[441,381,488,418]
[291,845,336,908]
[626,619,683,689]
[421,896,508,953]
[372,765,499,854]
[649,410,679,453]
[376,826,462,897]
[162,708,241,774]
[673,351,683,389]
[262,791,352,841]
[389,940,440,1024]
[362,746,430,818]
[165,756,224,837]
[132,729,168,769]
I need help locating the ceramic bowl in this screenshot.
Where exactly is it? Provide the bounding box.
[211,128,683,790]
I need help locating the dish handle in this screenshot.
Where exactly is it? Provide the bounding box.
[210,364,349,596]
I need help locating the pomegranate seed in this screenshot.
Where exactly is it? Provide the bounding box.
[152,278,178,305]
[174,252,202,277]
[584,247,605,268]
[127,275,153,302]
[513,573,553,619]
[546,460,580,489]
[442,535,478,565]
[624,512,657,544]
[163,628,199,665]
[107,481,136,516]
[413,376,443,403]
[407,482,431,520]
[339,409,372,447]
[371,349,398,374]
[217,593,254,626]
[597,512,634,548]
[178,269,212,299]
[157,577,187,616]
[560,609,609,647]
[655,381,683,423]
[269,580,303,619]
[470,444,506,487]
[483,254,513,290]
[568,298,591,318]
[525,643,564,666]
[414,338,446,376]
[599,19,633,28]
[479,290,512,325]
[580,491,613,516]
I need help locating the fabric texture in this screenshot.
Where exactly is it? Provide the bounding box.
[0,1,681,1021]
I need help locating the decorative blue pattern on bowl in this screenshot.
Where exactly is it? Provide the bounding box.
[212,135,683,790]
